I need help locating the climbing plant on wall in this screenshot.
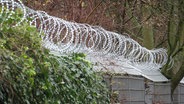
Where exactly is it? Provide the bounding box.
[0,8,110,104]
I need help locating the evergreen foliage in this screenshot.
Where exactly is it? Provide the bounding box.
[0,9,109,104]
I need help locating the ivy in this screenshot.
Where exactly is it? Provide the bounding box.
[0,8,110,104]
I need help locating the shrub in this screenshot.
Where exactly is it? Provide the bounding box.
[0,8,109,104]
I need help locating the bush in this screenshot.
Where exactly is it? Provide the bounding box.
[0,8,109,104]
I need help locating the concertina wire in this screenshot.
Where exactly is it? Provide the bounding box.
[0,0,170,71]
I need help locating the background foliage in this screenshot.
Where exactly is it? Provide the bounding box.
[0,9,109,104]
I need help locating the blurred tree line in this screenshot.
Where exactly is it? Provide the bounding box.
[23,0,184,96]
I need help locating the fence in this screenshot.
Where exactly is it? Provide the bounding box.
[173,84,184,104]
[104,75,145,104]
[104,74,184,104]
[1,1,182,104]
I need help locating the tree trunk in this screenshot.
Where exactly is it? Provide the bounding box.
[171,62,184,94]
[141,3,154,49]
[161,0,177,78]
[170,0,184,94]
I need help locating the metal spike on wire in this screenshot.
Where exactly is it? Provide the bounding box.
[0,0,168,70]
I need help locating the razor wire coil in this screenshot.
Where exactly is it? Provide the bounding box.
[0,0,169,70]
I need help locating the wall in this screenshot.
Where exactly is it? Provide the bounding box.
[173,84,184,104]
[104,75,177,104]
[145,82,171,104]
[104,75,145,104]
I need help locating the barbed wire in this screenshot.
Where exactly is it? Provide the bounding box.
[0,0,169,70]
